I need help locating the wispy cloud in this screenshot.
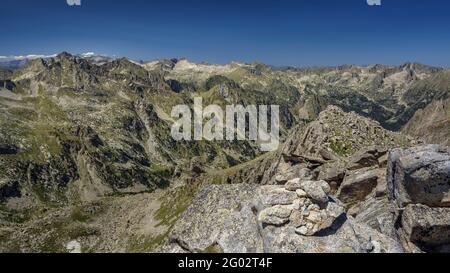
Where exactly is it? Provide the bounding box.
[0,54,57,62]
[81,52,96,57]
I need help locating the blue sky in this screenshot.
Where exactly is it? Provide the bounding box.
[1,0,449,67]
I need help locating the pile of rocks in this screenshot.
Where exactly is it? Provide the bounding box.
[258,179,344,237]
[275,145,391,214]
[158,178,401,253]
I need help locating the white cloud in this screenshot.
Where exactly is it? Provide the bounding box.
[0,54,57,62]
[81,52,96,57]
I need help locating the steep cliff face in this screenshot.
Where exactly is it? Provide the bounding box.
[388,70,450,129]
[403,99,450,146]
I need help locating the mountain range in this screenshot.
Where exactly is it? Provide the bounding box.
[0,52,449,253]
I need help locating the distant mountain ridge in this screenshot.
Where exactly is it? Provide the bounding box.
[2,51,448,133]
[0,53,114,69]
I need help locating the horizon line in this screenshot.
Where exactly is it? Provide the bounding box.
[0,51,448,70]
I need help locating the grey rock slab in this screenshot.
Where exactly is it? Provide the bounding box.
[402,204,450,248]
[337,167,379,205]
[387,145,450,207]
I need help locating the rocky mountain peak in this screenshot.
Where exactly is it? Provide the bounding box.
[283,105,412,160]
[56,51,74,60]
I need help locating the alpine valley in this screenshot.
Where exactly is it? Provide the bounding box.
[0,52,449,253]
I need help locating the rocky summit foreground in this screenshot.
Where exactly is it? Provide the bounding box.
[159,145,450,253]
